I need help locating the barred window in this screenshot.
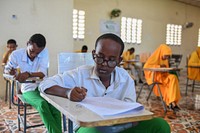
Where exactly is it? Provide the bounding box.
[121,17,142,44]
[73,9,85,40]
[166,24,182,45]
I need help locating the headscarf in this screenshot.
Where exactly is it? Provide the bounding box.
[144,44,172,84]
[196,47,200,58]
[144,44,172,68]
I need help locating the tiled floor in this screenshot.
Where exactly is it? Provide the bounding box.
[0,70,200,133]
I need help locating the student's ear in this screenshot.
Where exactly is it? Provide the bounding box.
[92,50,95,59]
[118,56,123,64]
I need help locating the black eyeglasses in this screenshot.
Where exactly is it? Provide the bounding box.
[93,54,118,68]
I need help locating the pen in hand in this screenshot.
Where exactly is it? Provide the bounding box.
[70,87,87,102]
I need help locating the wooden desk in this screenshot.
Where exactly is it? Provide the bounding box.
[144,67,182,72]
[40,93,154,133]
[187,65,200,68]
[3,74,42,109]
[3,74,15,109]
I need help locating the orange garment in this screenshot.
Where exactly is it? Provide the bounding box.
[143,44,181,106]
[188,47,200,81]
[122,51,135,68]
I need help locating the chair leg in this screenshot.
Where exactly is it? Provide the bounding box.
[17,99,21,131]
[146,84,155,101]
[192,80,195,92]
[24,104,27,133]
[185,78,189,96]
[136,83,146,101]
[156,84,167,112]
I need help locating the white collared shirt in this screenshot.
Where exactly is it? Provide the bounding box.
[5,48,49,93]
[39,65,136,103]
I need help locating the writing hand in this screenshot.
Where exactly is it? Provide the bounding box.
[15,72,29,82]
[70,87,87,102]
[160,64,167,68]
[9,68,17,75]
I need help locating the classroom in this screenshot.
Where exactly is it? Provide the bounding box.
[0,0,200,132]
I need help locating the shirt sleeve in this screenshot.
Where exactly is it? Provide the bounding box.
[123,75,136,103]
[4,52,18,73]
[39,74,65,92]
[39,70,78,92]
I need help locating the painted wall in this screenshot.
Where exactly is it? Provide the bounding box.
[0,0,200,98]
[0,0,73,98]
[74,0,200,66]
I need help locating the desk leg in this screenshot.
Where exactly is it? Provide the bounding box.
[68,119,73,133]
[5,80,9,102]
[62,114,67,131]
[156,84,167,112]
[9,81,14,109]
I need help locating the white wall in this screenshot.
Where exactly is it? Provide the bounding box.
[74,0,200,66]
[0,0,200,98]
[0,0,73,98]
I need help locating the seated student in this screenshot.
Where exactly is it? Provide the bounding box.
[2,39,18,102]
[75,45,88,53]
[143,44,181,112]
[122,47,143,84]
[188,46,200,81]
[2,39,18,66]
[39,33,170,133]
[4,34,62,133]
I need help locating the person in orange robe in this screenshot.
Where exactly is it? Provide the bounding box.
[188,47,200,81]
[143,44,181,111]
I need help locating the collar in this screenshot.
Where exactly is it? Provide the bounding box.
[22,48,43,62]
[90,67,126,84]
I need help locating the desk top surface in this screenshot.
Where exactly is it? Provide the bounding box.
[40,93,154,127]
[3,73,42,83]
[186,65,200,68]
[122,59,140,63]
[143,67,182,72]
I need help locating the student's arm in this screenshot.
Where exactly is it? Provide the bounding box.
[44,86,87,102]
[2,51,10,66]
[15,71,45,82]
[39,73,87,102]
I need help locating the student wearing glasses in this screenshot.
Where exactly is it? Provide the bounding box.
[39,33,170,133]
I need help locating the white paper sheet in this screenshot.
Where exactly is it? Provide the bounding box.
[79,97,144,116]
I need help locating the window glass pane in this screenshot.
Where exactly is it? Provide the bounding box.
[121,17,142,44]
[73,9,85,40]
[165,24,182,45]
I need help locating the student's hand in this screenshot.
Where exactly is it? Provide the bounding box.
[15,72,30,82]
[70,87,87,102]
[160,64,166,68]
[9,68,17,75]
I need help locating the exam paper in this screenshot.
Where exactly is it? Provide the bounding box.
[79,97,144,116]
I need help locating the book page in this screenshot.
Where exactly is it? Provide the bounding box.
[79,97,144,116]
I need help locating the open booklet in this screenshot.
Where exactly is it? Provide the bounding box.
[79,97,144,117]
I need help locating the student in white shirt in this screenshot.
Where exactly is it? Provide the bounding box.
[4,34,62,133]
[39,33,170,133]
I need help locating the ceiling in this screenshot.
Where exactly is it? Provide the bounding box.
[174,0,200,8]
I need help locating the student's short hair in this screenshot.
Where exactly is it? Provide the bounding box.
[129,47,135,52]
[82,45,88,51]
[7,39,17,45]
[95,33,124,56]
[29,33,46,48]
